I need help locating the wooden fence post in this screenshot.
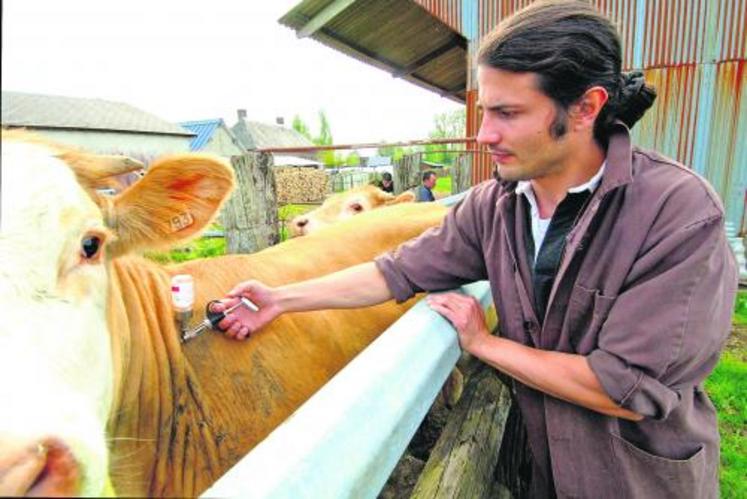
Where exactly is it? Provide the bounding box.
[451,154,473,195]
[222,152,279,254]
[394,153,423,194]
[410,363,513,499]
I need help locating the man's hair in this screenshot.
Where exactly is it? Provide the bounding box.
[477,0,656,143]
[382,172,392,181]
[422,170,436,182]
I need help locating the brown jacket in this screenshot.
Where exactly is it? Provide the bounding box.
[376,124,737,498]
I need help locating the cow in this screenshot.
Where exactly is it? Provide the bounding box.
[290,184,415,237]
[0,131,448,497]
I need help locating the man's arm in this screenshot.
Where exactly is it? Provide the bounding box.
[216,262,393,340]
[426,293,643,421]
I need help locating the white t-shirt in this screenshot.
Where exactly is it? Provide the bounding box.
[516,163,606,260]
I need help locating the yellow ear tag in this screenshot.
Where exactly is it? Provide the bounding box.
[170,212,195,232]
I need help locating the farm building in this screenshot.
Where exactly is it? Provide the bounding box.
[179,118,245,157]
[231,109,322,168]
[1,91,194,164]
[279,0,746,232]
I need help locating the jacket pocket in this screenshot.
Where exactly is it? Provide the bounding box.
[565,285,616,352]
[610,432,707,498]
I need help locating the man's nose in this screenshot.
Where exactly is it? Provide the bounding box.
[476,115,500,146]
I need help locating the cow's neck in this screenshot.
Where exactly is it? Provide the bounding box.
[106,256,225,497]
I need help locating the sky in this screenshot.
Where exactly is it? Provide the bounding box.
[2,0,464,145]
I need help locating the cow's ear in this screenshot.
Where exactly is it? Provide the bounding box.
[105,154,234,256]
[386,191,416,205]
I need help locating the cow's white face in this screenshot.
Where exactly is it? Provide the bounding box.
[290,185,415,237]
[0,140,114,496]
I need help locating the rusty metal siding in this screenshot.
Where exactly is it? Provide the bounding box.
[414,0,463,32]
[460,0,745,227]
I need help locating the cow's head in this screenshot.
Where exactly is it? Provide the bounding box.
[290,184,415,237]
[0,131,234,496]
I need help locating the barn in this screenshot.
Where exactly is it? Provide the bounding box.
[279,0,746,232]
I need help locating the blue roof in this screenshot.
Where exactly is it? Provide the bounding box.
[179,119,223,151]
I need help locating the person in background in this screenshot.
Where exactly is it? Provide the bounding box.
[416,170,437,202]
[378,172,394,193]
[213,1,737,496]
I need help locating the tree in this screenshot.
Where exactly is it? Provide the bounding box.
[292,115,313,142]
[315,111,334,146]
[425,109,466,165]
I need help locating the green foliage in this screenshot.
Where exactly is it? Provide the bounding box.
[733,290,747,325]
[315,110,333,146]
[291,115,313,141]
[424,108,467,166]
[433,176,452,195]
[145,237,226,264]
[706,352,747,498]
[377,144,406,162]
[345,151,361,166]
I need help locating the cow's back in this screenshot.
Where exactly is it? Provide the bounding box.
[113,202,447,494]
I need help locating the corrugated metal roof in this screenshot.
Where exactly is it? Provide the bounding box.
[1,91,194,136]
[179,119,223,150]
[279,0,468,102]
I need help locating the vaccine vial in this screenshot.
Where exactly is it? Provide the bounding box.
[171,274,194,334]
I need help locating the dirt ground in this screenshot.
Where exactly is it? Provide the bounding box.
[725,324,747,361]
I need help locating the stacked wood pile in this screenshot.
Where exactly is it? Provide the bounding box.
[275,167,329,204]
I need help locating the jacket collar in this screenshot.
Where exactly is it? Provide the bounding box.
[597,121,634,196]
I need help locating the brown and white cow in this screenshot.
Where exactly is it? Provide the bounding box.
[0,131,447,497]
[290,184,415,237]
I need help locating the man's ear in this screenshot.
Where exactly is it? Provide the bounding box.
[570,86,609,131]
[385,191,416,205]
[105,154,234,257]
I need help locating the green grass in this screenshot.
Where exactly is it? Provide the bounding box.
[434,176,452,195]
[732,290,747,326]
[706,351,747,498]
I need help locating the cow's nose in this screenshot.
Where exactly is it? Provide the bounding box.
[0,437,81,497]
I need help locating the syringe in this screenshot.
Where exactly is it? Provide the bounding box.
[181,297,259,342]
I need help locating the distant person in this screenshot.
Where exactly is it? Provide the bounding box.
[378,172,394,193]
[416,171,436,202]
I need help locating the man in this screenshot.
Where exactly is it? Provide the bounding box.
[378,172,394,193]
[214,1,737,497]
[416,170,436,201]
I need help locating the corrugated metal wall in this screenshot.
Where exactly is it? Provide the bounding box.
[418,0,746,228]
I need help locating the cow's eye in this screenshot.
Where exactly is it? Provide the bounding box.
[81,235,103,261]
[349,202,363,213]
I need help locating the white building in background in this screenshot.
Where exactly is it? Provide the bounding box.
[1,91,194,165]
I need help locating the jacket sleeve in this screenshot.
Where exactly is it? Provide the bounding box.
[587,211,738,420]
[375,187,490,303]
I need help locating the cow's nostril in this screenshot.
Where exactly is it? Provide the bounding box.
[296,218,308,228]
[0,437,81,497]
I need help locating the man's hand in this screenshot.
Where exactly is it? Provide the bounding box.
[210,280,282,340]
[426,292,491,352]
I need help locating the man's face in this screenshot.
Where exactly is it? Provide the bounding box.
[424,174,436,189]
[476,66,573,182]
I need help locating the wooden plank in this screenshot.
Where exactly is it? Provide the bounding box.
[410,364,513,499]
